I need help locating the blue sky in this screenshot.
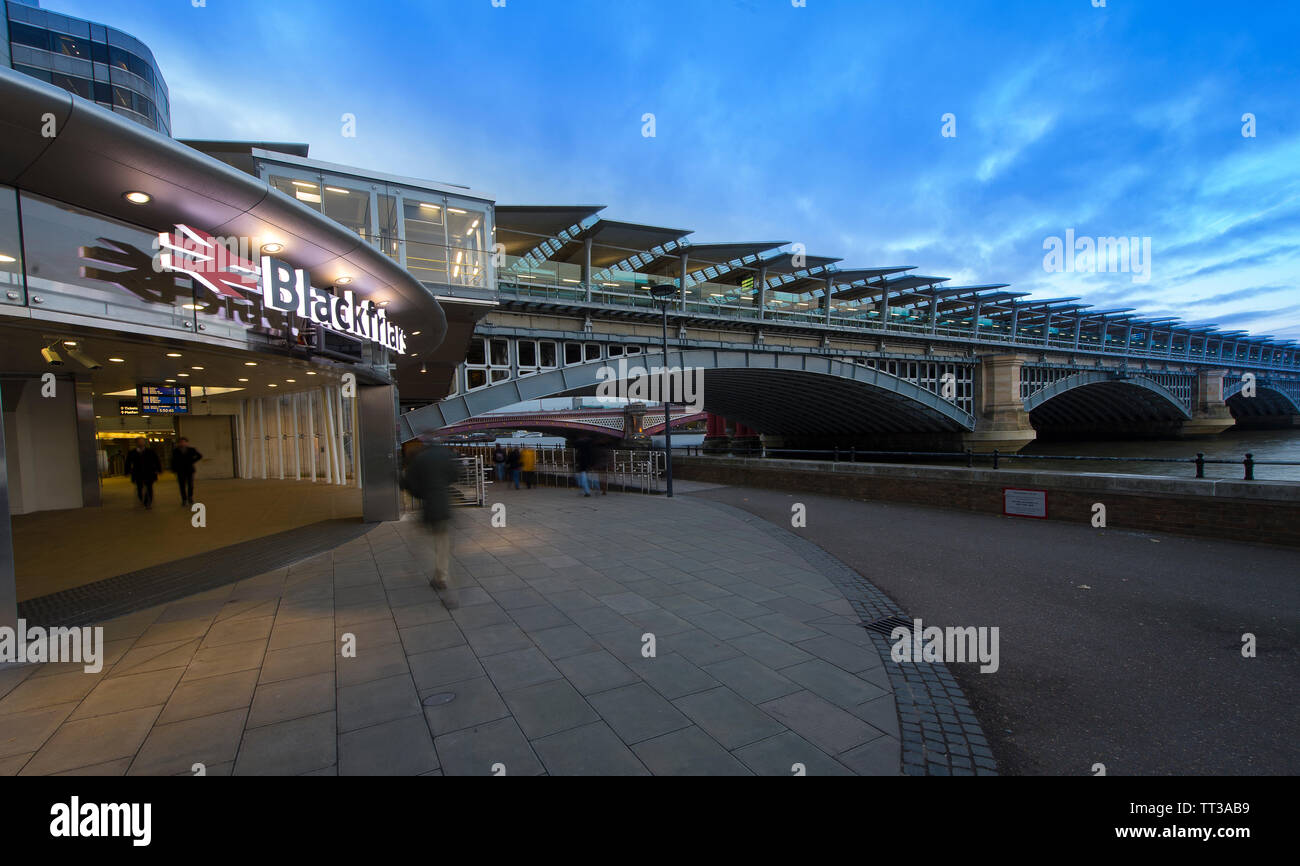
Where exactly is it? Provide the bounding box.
[52,0,1300,339]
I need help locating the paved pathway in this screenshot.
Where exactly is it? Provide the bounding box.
[0,488,899,776]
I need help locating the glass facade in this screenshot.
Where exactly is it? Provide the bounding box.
[4,1,171,135]
[260,158,495,294]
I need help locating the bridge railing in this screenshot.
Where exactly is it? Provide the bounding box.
[680,445,1298,481]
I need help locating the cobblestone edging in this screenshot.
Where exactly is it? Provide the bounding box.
[690,497,998,777]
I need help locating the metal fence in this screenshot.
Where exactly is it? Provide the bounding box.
[445,444,668,493]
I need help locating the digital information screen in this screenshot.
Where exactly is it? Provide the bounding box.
[138,384,190,415]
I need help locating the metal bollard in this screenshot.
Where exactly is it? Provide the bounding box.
[965,449,973,468]
[1195,453,1205,478]
[992,449,1000,470]
[1244,453,1255,481]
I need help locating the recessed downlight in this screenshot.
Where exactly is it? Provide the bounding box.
[285,379,296,383]
[268,383,278,388]
[123,191,151,204]
[238,377,249,382]
[261,242,284,254]
[108,357,125,363]
[191,366,204,370]
[244,361,257,366]
[166,352,182,358]
[176,373,190,377]
[306,371,317,376]
[335,276,353,286]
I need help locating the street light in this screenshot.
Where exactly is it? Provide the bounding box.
[649,282,679,497]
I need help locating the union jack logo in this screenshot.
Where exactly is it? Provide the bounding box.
[156,224,260,303]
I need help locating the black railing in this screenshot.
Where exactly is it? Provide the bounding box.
[674,446,1298,481]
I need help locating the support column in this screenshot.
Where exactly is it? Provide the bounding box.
[582,236,593,302]
[0,380,15,631]
[963,353,1037,453]
[358,383,401,522]
[1180,368,1235,437]
[731,421,762,456]
[74,376,101,507]
[824,275,834,325]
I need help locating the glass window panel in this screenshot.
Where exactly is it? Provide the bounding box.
[377,192,399,257]
[50,32,90,58]
[269,174,323,210]
[489,339,509,366]
[322,182,371,241]
[565,343,581,365]
[585,344,601,362]
[403,197,446,281]
[465,337,486,366]
[0,186,24,305]
[518,341,536,367]
[539,341,557,367]
[467,369,487,390]
[490,369,509,382]
[608,345,623,357]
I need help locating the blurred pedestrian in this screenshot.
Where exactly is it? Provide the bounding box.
[402,436,455,590]
[507,445,522,490]
[521,445,537,489]
[574,437,594,497]
[124,437,161,509]
[492,443,507,482]
[170,437,203,505]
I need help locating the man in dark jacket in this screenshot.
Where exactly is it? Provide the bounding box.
[170,437,203,505]
[401,438,455,590]
[124,437,161,509]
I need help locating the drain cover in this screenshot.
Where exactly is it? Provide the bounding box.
[422,692,457,707]
[862,615,913,636]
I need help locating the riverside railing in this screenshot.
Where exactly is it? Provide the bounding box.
[678,446,1300,481]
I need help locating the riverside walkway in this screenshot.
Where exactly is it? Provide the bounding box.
[0,487,928,776]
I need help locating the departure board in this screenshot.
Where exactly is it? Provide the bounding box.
[138,384,190,414]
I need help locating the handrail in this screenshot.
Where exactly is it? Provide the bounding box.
[676,446,1298,481]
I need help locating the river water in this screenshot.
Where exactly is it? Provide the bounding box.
[1020,428,1300,481]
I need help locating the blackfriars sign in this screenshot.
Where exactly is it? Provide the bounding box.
[156,224,407,354]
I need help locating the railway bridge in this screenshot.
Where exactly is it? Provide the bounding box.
[408,208,1299,452]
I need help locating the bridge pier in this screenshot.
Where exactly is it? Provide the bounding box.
[1181,368,1236,438]
[964,353,1037,453]
[702,412,732,454]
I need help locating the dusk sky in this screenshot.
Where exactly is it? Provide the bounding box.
[50,0,1300,339]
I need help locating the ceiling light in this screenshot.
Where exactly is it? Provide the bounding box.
[183,303,207,310]
[261,242,284,254]
[123,191,151,204]
[420,363,427,374]
[63,340,78,347]
[0,254,16,263]
[191,366,204,370]
[419,203,441,211]
[177,372,190,377]
[291,180,318,189]
[412,330,421,336]
[244,361,257,366]
[306,371,317,376]
[166,352,182,358]
[325,187,349,194]
[378,300,389,307]
[285,379,296,383]
[165,378,176,383]
[268,383,278,388]
[447,208,467,215]
[238,377,249,382]
[108,357,125,363]
[335,276,353,285]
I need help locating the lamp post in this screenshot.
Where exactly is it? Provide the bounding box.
[649,283,678,497]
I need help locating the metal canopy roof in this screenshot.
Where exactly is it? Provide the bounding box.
[835,273,949,302]
[546,218,692,268]
[632,241,790,278]
[495,205,605,256]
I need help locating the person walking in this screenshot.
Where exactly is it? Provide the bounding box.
[170,437,203,506]
[573,437,594,497]
[401,436,455,591]
[492,443,507,483]
[124,437,161,509]
[507,446,522,490]
[520,445,537,489]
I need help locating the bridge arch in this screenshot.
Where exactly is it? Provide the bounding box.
[1023,371,1191,431]
[400,349,976,442]
[1223,379,1300,418]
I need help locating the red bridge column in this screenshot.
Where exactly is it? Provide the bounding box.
[702,412,731,454]
[732,421,762,456]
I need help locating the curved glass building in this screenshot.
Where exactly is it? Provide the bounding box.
[1,0,171,135]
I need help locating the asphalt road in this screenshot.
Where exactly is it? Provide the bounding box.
[687,484,1300,776]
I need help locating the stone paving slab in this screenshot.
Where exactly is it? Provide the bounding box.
[0,488,903,776]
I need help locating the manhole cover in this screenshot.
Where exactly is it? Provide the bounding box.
[422,692,457,707]
[862,615,913,636]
